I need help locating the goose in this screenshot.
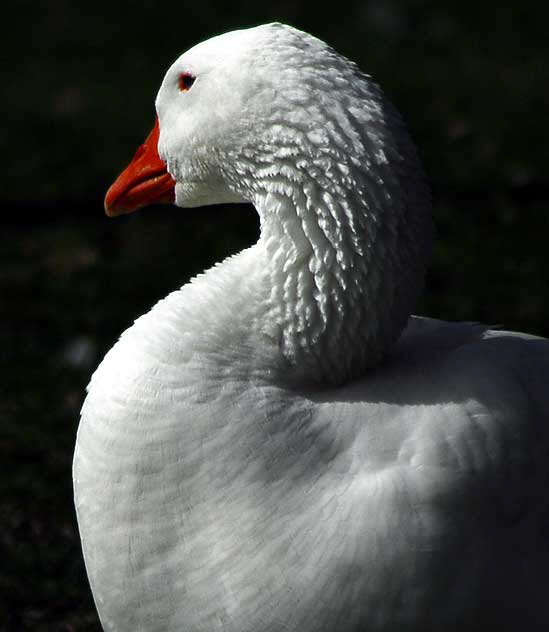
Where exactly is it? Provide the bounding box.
[73,23,549,632]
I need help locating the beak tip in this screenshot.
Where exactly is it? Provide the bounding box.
[104,186,121,217]
[104,200,131,217]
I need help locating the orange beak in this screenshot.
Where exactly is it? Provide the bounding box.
[104,117,176,216]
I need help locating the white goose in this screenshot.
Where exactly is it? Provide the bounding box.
[74,23,549,631]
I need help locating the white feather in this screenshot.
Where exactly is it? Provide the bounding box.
[74,23,549,632]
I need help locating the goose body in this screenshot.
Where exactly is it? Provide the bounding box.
[74,23,549,631]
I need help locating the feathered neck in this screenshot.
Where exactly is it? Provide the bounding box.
[221,88,432,386]
[153,25,434,386]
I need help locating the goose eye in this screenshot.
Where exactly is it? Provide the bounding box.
[178,73,196,92]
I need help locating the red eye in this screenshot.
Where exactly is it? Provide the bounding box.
[178,73,196,92]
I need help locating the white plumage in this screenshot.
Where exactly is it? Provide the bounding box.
[74,23,549,631]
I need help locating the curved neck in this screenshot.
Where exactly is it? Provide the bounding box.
[254,171,429,386]
[214,75,433,386]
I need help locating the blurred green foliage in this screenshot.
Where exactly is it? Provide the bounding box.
[2,0,548,628]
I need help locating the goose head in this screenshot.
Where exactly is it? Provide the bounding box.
[105,23,432,385]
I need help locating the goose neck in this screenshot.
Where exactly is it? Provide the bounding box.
[253,177,420,385]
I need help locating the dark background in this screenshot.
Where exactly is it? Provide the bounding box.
[3,1,549,629]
